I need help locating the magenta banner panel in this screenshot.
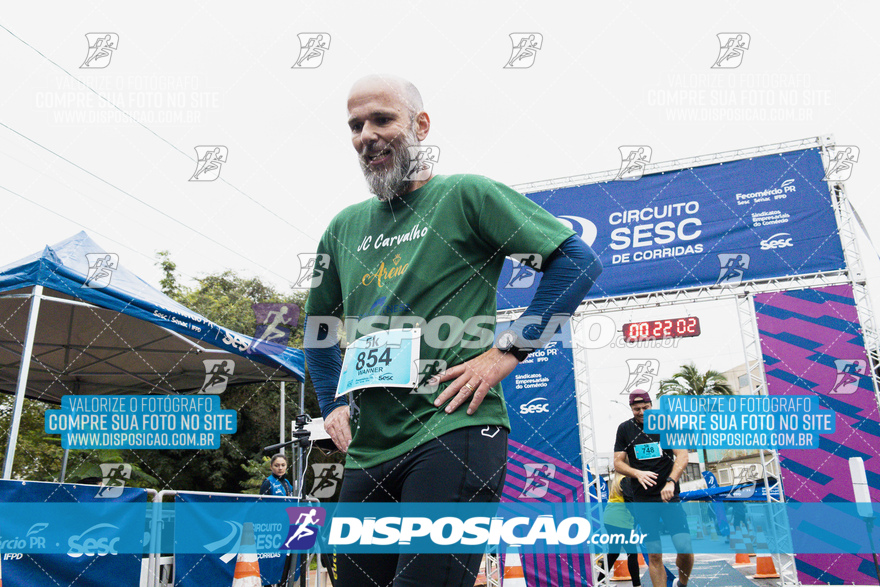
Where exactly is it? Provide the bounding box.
[755,284,880,584]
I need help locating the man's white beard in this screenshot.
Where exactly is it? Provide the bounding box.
[360,126,419,202]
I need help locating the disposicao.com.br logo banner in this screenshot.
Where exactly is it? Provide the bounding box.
[7,502,880,555]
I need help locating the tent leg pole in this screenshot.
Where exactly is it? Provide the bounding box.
[60,448,69,483]
[3,285,42,480]
[297,382,305,497]
[280,381,286,456]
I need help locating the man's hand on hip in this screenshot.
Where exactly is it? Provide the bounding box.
[432,348,520,415]
[634,469,658,491]
[324,405,351,452]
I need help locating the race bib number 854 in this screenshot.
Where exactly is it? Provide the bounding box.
[335,329,420,398]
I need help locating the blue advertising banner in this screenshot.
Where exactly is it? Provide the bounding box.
[497,321,596,586]
[172,491,292,587]
[0,479,147,587]
[497,148,844,309]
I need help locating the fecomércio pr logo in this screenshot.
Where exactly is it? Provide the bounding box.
[282,507,326,550]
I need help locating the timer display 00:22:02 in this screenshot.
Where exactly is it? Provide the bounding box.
[621,317,701,342]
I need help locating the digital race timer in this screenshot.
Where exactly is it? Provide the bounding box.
[622,317,701,342]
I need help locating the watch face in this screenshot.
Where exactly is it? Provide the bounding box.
[498,330,516,350]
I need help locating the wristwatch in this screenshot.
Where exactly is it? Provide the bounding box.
[665,477,677,485]
[496,330,532,362]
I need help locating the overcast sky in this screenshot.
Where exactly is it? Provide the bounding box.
[2,2,878,336]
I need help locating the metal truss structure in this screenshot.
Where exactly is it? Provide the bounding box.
[494,135,880,587]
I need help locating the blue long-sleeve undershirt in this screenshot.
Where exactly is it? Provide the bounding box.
[304,234,602,418]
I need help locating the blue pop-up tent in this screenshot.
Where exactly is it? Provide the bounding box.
[0,232,305,477]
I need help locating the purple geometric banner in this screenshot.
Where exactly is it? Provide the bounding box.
[499,320,593,586]
[755,284,880,585]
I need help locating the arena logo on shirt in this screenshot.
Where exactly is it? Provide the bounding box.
[361,255,410,287]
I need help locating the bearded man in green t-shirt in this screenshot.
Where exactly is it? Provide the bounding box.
[303,74,602,587]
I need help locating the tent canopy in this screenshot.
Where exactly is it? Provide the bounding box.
[0,232,304,404]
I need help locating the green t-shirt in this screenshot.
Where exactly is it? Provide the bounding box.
[305,174,574,469]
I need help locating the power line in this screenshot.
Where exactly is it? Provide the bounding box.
[0,122,293,284]
[0,22,314,241]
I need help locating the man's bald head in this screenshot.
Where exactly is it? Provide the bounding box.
[348,74,424,120]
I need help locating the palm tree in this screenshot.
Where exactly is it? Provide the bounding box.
[658,363,734,481]
[658,363,734,397]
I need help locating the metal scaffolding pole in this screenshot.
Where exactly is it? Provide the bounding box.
[3,285,43,480]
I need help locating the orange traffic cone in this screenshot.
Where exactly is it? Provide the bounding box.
[610,559,632,581]
[751,556,780,579]
[733,553,751,565]
[502,552,526,586]
[231,522,261,587]
[638,554,647,567]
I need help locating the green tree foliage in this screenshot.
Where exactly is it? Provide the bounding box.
[658,363,734,397]
[0,395,157,486]
[1,253,338,494]
[122,257,329,494]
